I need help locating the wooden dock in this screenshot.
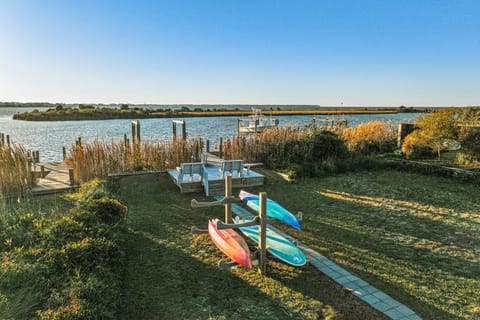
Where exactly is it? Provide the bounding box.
[168,154,264,196]
[31,162,75,195]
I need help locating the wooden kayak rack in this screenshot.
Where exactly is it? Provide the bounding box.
[191,174,268,275]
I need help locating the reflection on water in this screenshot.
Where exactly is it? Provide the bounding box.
[0,107,420,162]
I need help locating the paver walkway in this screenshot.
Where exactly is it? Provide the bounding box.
[230,202,423,320]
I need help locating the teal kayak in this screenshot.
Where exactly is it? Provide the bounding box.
[234,217,306,266]
[239,190,301,230]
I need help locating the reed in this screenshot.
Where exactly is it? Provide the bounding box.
[66,138,203,183]
[340,121,396,153]
[0,144,32,200]
[223,126,313,167]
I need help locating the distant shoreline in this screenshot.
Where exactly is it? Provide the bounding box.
[12,106,423,121]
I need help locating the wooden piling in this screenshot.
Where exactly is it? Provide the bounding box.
[131,121,137,145]
[136,120,141,144]
[68,168,75,186]
[172,122,177,140]
[224,174,232,224]
[62,146,66,160]
[0,133,4,146]
[182,121,187,140]
[206,140,210,153]
[40,165,45,178]
[258,192,267,275]
[219,137,223,158]
[6,135,10,146]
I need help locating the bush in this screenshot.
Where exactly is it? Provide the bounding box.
[401,131,435,159]
[311,130,348,160]
[0,181,126,319]
[83,198,127,226]
[458,128,480,164]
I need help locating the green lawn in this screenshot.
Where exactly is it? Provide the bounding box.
[113,169,479,320]
[260,169,480,320]
[113,174,386,320]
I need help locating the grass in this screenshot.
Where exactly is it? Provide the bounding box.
[257,169,479,319]
[113,169,479,320]
[66,138,203,184]
[112,174,386,320]
[0,194,73,318]
[0,181,127,319]
[0,144,32,200]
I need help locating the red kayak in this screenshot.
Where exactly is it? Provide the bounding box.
[208,218,252,269]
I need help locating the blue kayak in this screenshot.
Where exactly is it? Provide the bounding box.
[234,217,306,266]
[239,190,301,230]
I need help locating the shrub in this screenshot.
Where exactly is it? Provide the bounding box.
[0,180,126,319]
[457,128,480,164]
[311,130,348,160]
[83,198,127,226]
[401,130,435,159]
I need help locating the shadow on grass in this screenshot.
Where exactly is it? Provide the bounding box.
[266,262,388,320]
[119,229,306,320]
[303,218,479,279]
[317,189,480,233]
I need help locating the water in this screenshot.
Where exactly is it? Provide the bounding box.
[0,107,420,162]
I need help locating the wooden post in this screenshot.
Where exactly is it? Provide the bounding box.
[40,165,45,178]
[62,146,66,160]
[6,135,10,146]
[237,119,241,136]
[206,140,210,153]
[224,174,232,224]
[68,168,75,186]
[182,121,187,140]
[219,137,223,159]
[35,151,40,163]
[172,122,177,140]
[131,121,136,145]
[77,137,82,147]
[0,133,4,146]
[136,120,141,145]
[124,134,128,147]
[258,192,267,275]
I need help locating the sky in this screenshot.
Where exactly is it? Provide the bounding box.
[0,0,479,106]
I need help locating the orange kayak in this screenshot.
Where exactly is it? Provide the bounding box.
[208,218,252,269]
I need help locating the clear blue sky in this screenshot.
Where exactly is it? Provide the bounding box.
[0,0,479,106]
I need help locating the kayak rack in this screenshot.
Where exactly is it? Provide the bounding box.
[191,174,268,275]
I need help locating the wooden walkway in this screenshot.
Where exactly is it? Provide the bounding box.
[31,162,74,195]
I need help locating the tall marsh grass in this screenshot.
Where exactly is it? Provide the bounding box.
[0,144,32,200]
[223,126,314,168]
[340,121,396,154]
[66,138,203,183]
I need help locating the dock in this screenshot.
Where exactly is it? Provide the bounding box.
[168,154,264,196]
[31,162,75,195]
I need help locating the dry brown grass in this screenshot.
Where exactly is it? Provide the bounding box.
[340,121,396,151]
[223,126,313,165]
[66,138,203,183]
[0,144,32,200]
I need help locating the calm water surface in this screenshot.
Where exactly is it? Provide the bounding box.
[0,107,420,162]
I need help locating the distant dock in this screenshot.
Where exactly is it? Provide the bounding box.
[31,162,75,195]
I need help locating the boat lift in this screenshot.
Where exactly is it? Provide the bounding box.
[190,175,268,275]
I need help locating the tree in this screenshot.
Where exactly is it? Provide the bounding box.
[408,109,458,160]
